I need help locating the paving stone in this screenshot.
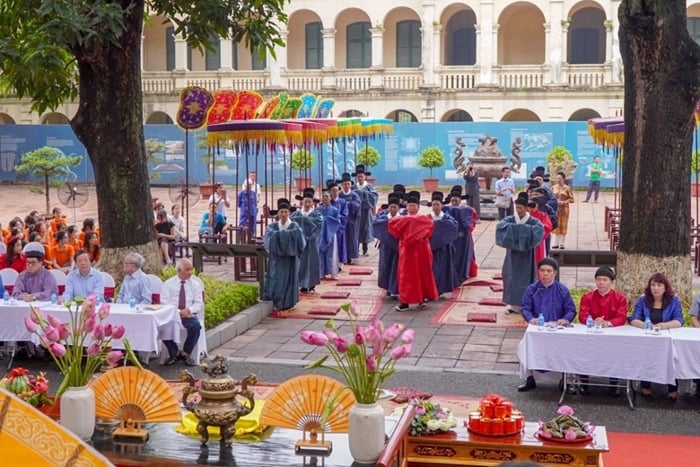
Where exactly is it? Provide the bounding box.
[458,351,499,363]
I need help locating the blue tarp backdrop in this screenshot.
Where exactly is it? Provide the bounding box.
[0,122,627,188]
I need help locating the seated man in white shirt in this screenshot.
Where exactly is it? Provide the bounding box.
[160,259,202,366]
[116,252,152,305]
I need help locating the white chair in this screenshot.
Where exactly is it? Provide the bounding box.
[50,269,67,295]
[101,271,116,300]
[146,274,163,304]
[0,267,19,294]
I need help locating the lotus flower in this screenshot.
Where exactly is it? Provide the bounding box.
[47,314,62,328]
[24,317,37,333]
[103,324,113,337]
[400,328,415,344]
[565,428,577,441]
[92,325,105,341]
[111,325,126,340]
[331,336,350,353]
[98,302,111,320]
[365,355,378,372]
[390,343,412,360]
[86,343,101,357]
[83,316,96,333]
[106,350,123,366]
[557,405,574,416]
[382,323,404,343]
[300,331,328,346]
[48,342,66,357]
[44,325,59,342]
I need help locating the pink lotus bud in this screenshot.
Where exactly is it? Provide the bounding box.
[49,342,66,357]
[24,317,38,333]
[106,350,123,366]
[44,325,60,342]
[86,342,101,357]
[365,355,378,372]
[92,325,105,341]
[331,336,350,353]
[364,325,380,347]
[47,314,62,328]
[83,316,96,333]
[371,318,385,335]
[103,324,113,337]
[111,325,126,340]
[565,428,577,441]
[416,405,425,415]
[300,331,328,346]
[557,405,574,416]
[382,323,404,343]
[354,328,365,345]
[390,343,413,360]
[323,329,339,340]
[400,328,415,344]
[85,294,97,307]
[31,308,45,324]
[58,324,70,341]
[349,300,359,316]
[98,302,111,320]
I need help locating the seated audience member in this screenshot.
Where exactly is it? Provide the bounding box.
[60,249,105,303]
[517,258,576,392]
[169,204,186,242]
[629,272,683,401]
[689,293,700,398]
[78,218,97,246]
[160,259,202,367]
[11,242,57,302]
[116,252,152,305]
[199,202,226,236]
[49,231,75,273]
[66,225,82,250]
[49,207,65,234]
[0,235,27,273]
[155,210,177,265]
[84,231,102,269]
[577,266,628,397]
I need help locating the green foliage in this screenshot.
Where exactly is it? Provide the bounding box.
[547,146,576,179]
[547,146,573,166]
[16,146,82,213]
[291,148,314,171]
[418,146,445,177]
[158,266,259,329]
[0,0,289,114]
[692,150,700,173]
[356,146,381,167]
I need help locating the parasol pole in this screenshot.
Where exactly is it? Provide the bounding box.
[185,129,190,241]
[343,138,347,173]
[318,141,324,195]
[245,141,250,242]
[695,127,699,229]
[264,143,271,235]
[331,139,336,180]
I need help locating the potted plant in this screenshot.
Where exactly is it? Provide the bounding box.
[418,145,445,192]
[291,148,314,192]
[356,145,381,184]
[546,146,578,185]
[196,131,227,198]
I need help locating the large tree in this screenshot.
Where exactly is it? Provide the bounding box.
[617,0,700,303]
[0,0,288,275]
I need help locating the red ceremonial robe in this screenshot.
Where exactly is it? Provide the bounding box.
[388,214,439,304]
[528,209,552,274]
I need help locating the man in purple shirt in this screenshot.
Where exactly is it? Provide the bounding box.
[12,242,58,302]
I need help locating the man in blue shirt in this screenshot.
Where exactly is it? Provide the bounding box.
[116,252,152,305]
[60,249,104,303]
[518,257,576,392]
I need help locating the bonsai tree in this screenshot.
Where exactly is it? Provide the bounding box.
[418,146,445,178]
[291,148,315,173]
[15,146,82,214]
[356,145,381,170]
[145,138,165,181]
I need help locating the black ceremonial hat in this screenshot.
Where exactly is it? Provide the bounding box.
[406,191,421,205]
[431,191,445,203]
[352,164,371,177]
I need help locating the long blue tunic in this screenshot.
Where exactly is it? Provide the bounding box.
[291,210,323,290]
[495,215,544,307]
[443,205,475,284]
[372,210,400,296]
[338,190,361,260]
[429,213,460,295]
[354,183,378,244]
[316,204,340,277]
[330,197,348,264]
[237,189,258,233]
[263,221,306,310]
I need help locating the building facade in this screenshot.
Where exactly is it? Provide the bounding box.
[1,1,700,125]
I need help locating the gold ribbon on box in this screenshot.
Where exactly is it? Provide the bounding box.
[175,401,269,440]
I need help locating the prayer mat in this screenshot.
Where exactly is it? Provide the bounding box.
[462,278,502,287]
[492,272,503,280]
[388,387,433,404]
[478,297,505,306]
[431,300,526,328]
[337,278,362,286]
[320,290,351,299]
[450,285,501,303]
[467,311,498,322]
[489,284,504,292]
[348,267,374,275]
[307,305,341,315]
[270,296,381,321]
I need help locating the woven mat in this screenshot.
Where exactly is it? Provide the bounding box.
[348,267,374,276]
[320,290,351,299]
[337,278,363,286]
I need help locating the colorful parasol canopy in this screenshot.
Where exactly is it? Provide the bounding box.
[281,119,328,146]
[588,117,625,148]
[206,119,302,146]
[360,117,394,137]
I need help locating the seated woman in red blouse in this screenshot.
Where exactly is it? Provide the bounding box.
[0,235,27,273]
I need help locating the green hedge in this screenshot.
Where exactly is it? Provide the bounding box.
[160,266,259,329]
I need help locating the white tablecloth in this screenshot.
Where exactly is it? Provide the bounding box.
[669,327,700,379]
[517,323,676,384]
[0,301,180,353]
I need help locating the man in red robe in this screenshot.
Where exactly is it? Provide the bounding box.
[388,191,439,311]
[526,197,552,269]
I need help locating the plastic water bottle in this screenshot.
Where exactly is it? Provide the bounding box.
[644,316,652,334]
[50,293,57,305]
[586,315,595,332]
[129,296,136,310]
[3,291,9,304]
[537,313,545,331]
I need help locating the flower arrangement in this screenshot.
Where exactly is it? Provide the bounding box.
[24,295,140,397]
[536,405,594,441]
[301,301,414,404]
[0,367,52,408]
[408,400,457,436]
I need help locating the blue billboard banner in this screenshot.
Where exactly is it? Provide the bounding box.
[0,122,686,189]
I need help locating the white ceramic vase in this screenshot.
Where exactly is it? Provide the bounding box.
[60,385,96,441]
[348,402,385,464]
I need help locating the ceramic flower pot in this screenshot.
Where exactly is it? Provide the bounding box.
[60,385,96,440]
[348,402,385,463]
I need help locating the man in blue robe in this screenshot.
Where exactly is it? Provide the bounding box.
[291,188,323,293]
[338,173,361,264]
[317,190,341,279]
[428,191,459,296]
[237,187,258,236]
[263,198,306,311]
[328,181,348,266]
[442,185,475,284]
[352,164,378,256]
[372,192,402,298]
[495,193,545,315]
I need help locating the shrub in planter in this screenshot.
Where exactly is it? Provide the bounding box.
[418,146,445,178]
[356,146,381,170]
[291,148,314,171]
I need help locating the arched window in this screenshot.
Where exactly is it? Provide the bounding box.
[166,27,191,70]
[347,22,371,68]
[396,20,421,67]
[306,22,323,69]
[205,35,221,71]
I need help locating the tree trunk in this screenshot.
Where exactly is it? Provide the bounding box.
[617,0,700,306]
[44,174,50,215]
[69,1,158,275]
